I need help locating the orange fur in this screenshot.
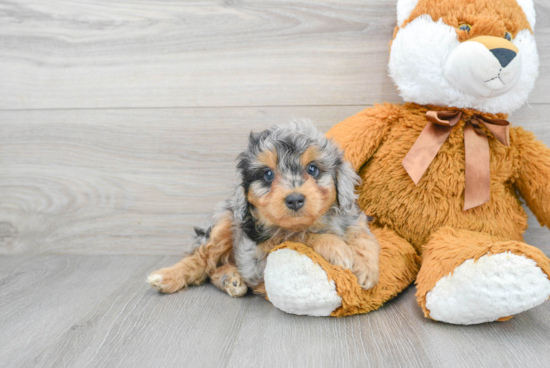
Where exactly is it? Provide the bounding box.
[258,149,278,169]
[326,101,550,319]
[330,103,526,253]
[497,316,514,322]
[514,128,550,229]
[248,176,336,231]
[300,146,321,167]
[326,103,398,172]
[399,0,532,38]
[305,233,354,270]
[148,212,234,294]
[252,282,267,295]
[390,0,532,51]
[210,264,248,297]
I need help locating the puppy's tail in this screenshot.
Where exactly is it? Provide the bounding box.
[193,226,212,249]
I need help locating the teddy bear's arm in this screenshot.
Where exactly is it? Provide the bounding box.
[514,127,550,228]
[326,104,396,171]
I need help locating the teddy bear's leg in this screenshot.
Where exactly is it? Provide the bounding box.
[264,226,420,317]
[416,227,550,325]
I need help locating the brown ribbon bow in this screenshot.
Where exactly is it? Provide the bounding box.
[402,110,510,211]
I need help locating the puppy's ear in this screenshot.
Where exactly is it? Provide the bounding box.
[232,184,249,222]
[248,131,262,147]
[335,160,360,213]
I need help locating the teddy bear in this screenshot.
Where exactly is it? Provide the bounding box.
[262,0,550,324]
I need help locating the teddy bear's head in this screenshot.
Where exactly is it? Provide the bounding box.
[389,0,538,114]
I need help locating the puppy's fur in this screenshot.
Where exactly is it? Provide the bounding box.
[147,121,380,297]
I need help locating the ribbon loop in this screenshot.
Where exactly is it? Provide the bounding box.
[480,118,510,146]
[402,111,462,185]
[402,110,510,211]
[426,110,462,127]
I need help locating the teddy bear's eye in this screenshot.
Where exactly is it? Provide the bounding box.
[458,24,471,33]
[504,31,513,41]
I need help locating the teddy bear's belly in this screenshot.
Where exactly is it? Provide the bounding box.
[357,151,528,251]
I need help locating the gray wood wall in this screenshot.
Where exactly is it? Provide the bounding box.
[1,0,549,255]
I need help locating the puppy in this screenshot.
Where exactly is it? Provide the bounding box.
[147,121,380,297]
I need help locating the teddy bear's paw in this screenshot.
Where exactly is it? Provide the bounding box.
[264,248,342,316]
[425,252,550,325]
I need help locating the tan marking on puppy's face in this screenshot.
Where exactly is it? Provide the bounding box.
[247,160,337,231]
[257,149,278,169]
[300,146,321,167]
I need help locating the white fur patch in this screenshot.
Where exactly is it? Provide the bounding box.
[389,16,538,114]
[264,248,341,316]
[425,252,550,325]
[147,273,169,292]
[396,0,420,27]
[444,40,522,98]
[516,0,536,30]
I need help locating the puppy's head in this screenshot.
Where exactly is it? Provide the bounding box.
[236,120,359,232]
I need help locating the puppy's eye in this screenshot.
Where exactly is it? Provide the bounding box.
[306,164,320,178]
[504,31,512,41]
[263,169,274,182]
[458,24,471,33]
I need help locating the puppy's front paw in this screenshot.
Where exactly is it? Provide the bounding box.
[312,243,354,271]
[147,268,186,294]
[353,264,379,290]
[330,255,353,271]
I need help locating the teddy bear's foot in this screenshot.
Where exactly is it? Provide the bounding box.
[426,252,550,325]
[265,229,420,317]
[264,247,342,316]
[417,228,550,325]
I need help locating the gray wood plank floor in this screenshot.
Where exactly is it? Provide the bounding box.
[0,0,549,109]
[1,255,550,368]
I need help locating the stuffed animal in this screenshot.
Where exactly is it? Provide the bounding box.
[263,0,550,324]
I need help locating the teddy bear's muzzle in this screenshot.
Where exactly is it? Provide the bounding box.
[443,36,522,99]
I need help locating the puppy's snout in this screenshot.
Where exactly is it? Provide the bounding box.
[285,193,305,211]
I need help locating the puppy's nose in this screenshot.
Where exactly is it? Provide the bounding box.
[285,193,305,211]
[490,48,516,68]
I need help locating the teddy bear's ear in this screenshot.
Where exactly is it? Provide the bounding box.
[516,0,536,30]
[396,0,420,28]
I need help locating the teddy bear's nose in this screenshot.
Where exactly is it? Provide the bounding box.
[490,48,517,68]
